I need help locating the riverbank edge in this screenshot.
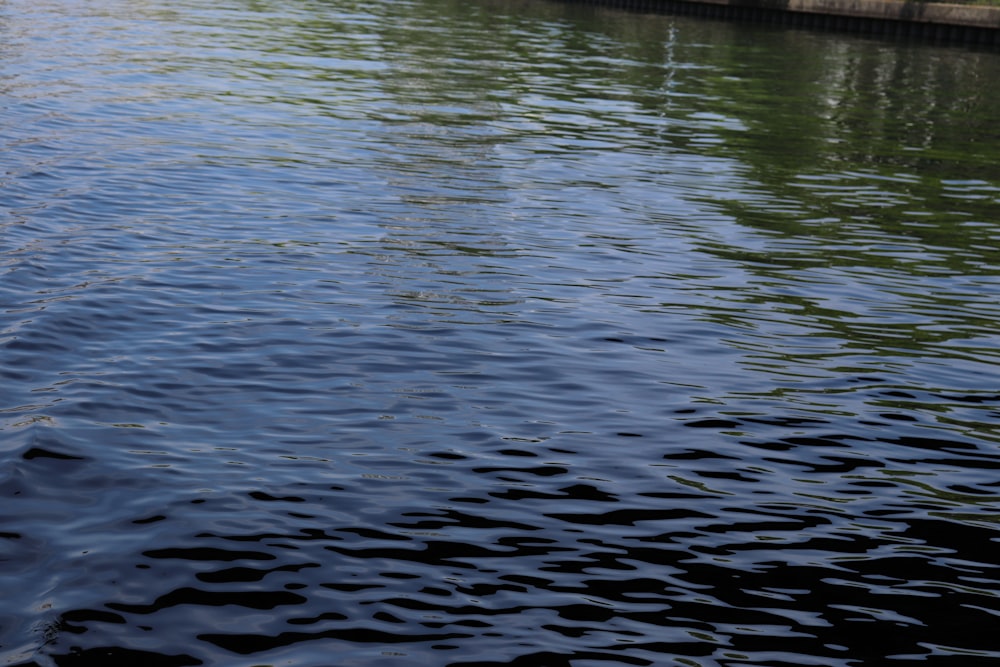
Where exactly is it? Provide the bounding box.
[696,0,1000,28]
[561,0,1000,42]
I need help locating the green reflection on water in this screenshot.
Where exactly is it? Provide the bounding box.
[152,0,1000,393]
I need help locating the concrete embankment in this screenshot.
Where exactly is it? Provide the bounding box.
[562,0,1000,43]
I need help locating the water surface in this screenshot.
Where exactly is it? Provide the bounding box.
[2,0,1000,664]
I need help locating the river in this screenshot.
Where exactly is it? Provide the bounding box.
[2,0,999,664]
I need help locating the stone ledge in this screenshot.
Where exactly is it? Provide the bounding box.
[703,0,1000,28]
[563,0,1000,36]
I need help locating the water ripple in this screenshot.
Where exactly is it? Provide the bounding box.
[3,0,1000,664]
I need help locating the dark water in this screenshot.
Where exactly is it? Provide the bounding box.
[3,0,1000,664]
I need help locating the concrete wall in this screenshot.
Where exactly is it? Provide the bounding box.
[558,0,1000,42]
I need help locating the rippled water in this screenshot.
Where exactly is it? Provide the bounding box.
[3,0,1000,664]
